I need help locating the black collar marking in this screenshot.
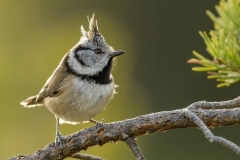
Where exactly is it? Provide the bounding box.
[65,56,113,85]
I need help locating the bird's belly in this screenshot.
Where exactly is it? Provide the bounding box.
[45,77,115,124]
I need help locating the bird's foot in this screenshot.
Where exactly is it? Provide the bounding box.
[55,131,64,151]
[90,118,105,131]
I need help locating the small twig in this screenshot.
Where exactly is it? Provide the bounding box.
[71,153,104,160]
[184,109,240,155]
[187,96,240,110]
[125,137,146,160]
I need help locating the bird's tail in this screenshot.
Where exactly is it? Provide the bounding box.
[20,95,43,107]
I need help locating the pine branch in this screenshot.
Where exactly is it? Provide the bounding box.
[9,97,240,160]
[188,0,240,87]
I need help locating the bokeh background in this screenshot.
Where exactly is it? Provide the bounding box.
[1,0,240,159]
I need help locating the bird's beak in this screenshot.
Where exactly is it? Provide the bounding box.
[111,50,125,58]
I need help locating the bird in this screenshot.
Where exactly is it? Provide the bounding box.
[20,14,125,146]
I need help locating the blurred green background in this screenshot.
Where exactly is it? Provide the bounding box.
[1,0,240,160]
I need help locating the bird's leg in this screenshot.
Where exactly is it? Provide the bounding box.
[90,118,105,131]
[55,116,64,149]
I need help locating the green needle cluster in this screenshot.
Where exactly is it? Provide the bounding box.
[188,0,240,87]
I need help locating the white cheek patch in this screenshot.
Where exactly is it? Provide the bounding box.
[67,51,110,76]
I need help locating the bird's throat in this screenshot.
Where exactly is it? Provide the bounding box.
[66,57,113,85]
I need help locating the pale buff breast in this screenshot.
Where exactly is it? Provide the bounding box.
[44,75,115,124]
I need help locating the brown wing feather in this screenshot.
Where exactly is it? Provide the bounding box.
[21,53,70,107]
[36,67,70,102]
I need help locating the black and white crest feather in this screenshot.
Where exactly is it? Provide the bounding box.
[81,14,99,40]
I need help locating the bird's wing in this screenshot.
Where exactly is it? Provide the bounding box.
[20,52,72,107]
[36,65,69,103]
[20,64,70,107]
[36,54,70,103]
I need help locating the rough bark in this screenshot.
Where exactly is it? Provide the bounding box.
[9,97,240,160]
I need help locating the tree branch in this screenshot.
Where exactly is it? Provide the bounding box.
[184,109,240,155]
[9,97,240,160]
[125,137,146,160]
[71,153,104,160]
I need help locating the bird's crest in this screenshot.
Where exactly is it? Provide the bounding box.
[81,14,99,40]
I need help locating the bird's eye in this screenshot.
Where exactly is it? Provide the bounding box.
[94,49,102,54]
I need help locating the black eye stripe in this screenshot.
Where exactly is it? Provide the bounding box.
[74,46,90,53]
[75,46,105,54]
